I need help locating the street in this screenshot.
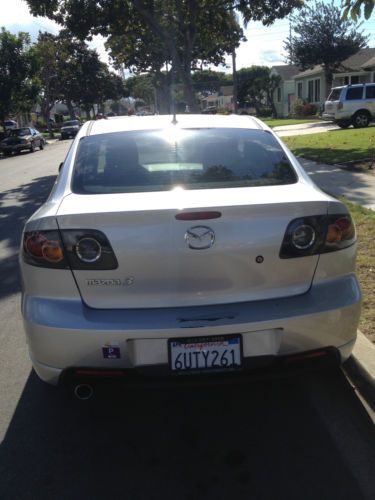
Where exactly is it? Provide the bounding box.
[0,141,374,499]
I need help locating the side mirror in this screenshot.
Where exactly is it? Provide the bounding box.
[58,162,64,173]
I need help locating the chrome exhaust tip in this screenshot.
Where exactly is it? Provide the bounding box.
[74,383,94,400]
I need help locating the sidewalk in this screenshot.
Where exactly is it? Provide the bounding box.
[274,121,375,137]
[300,158,375,211]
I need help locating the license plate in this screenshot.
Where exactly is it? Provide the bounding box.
[168,335,242,373]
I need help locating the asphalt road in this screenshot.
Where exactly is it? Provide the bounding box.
[0,141,374,500]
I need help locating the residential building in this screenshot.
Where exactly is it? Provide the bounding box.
[270,65,300,117]
[200,85,234,111]
[293,48,375,114]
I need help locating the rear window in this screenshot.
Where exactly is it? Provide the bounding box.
[346,87,364,100]
[64,121,80,127]
[72,128,297,194]
[327,88,342,101]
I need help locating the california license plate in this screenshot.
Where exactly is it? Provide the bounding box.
[168,335,242,373]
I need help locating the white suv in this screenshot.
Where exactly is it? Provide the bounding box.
[323,83,375,128]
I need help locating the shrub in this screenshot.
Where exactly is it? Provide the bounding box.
[290,99,317,117]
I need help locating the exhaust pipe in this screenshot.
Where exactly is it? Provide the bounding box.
[74,383,94,400]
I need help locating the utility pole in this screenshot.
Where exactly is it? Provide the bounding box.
[232,47,238,114]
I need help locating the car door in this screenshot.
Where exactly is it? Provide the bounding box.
[365,85,375,118]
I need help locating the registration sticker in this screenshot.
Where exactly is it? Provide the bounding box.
[102,344,121,359]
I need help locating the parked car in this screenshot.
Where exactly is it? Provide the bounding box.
[3,119,18,130]
[323,83,375,128]
[60,119,81,139]
[0,127,45,155]
[20,115,361,390]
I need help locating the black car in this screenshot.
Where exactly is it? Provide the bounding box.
[0,127,45,156]
[60,120,81,140]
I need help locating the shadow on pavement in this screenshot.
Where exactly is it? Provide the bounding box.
[0,175,56,298]
[0,367,374,499]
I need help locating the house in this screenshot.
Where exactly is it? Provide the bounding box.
[270,65,300,117]
[293,48,375,114]
[200,85,234,111]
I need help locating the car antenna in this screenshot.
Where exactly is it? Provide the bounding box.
[171,65,178,125]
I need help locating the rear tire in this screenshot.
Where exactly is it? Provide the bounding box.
[39,140,44,150]
[336,120,350,129]
[352,111,370,128]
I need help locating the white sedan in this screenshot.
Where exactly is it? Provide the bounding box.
[20,114,361,393]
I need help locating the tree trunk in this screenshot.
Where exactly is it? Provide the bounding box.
[232,49,238,114]
[66,100,76,120]
[42,101,54,139]
[180,68,198,113]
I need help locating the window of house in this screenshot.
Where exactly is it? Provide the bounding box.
[366,85,375,99]
[277,87,281,102]
[344,76,349,85]
[297,82,302,98]
[314,79,320,102]
[351,75,359,84]
[346,87,364,100]
[308,80,314,102]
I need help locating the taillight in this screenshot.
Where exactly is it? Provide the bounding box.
[23,231,69,268]
[280,214,355,259]
[60,230,118,270]
[23,229,118,269]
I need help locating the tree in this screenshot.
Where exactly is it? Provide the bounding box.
[237,66,280,116]
[26,0,303,112]
[34,32,66,137]
[341,0,374,21]
[285,1,368,96]
[0,28,39,124]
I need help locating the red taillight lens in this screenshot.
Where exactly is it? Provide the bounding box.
[23,231,68,268]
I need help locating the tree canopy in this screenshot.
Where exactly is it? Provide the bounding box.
[0,28,39,122]
[285,1,368,93]
[341,0,374,21]
[26,0,303,111]
[237,66,280,115]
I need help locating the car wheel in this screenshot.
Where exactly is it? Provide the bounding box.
[61,135,66,140]
[4,151,11,157]
[352,111,370,128]
[39,140,44,150]
[336,120,350,129]
[30,142,35,153]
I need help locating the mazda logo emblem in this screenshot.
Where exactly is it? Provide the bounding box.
[185,225,215,250]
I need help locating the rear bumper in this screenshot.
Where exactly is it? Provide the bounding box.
[0,143,29,153]
[22,274,361,385]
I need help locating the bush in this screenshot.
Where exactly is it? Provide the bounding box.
[256,106,273,117]
[290,99,317,117]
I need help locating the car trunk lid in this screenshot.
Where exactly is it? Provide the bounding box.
[57,184,327,309]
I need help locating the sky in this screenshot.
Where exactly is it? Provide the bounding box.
[0,0,374,74]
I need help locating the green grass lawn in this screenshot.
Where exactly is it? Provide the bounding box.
[344,201,375,342]
[263,118,321,128]
[283,128,375,164]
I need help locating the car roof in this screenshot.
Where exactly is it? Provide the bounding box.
[87,114,265,136]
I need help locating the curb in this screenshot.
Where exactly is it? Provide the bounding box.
[344,331,375,413]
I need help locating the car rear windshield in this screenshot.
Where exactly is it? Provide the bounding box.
[327,88,342,101]
[72,128,297,194]
[64,121,79,127]
[10,128,30,137]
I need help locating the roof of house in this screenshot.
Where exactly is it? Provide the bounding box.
[336,48,375,72]
[362,55,375,69]
[294,65,323,79]
[271,65,300,80]
[293,48,375,79]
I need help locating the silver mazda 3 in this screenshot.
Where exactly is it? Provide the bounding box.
[20,115,361,385]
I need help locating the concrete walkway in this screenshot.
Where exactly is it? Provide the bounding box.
[274,121,375,137]
[300,158,375,211]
